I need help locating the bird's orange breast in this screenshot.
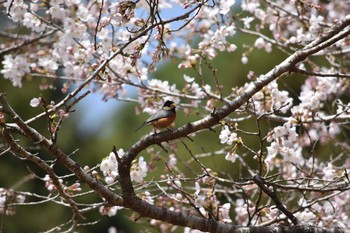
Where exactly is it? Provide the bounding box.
[150,113,176,129]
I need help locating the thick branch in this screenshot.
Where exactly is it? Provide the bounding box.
[120,195,346,233]
[0,93,123,207]
[117,15,350,232]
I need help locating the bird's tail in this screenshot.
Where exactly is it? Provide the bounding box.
[134,122,146,132]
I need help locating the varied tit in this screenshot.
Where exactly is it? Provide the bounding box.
[135,100,176,132]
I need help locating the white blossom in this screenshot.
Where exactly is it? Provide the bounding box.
[100,150,124,184]
[219,203,232,223]
[6,0,28,22]
[30,98,40,107]
[242,17,254,29]
[219,0,235,15]
[219,126,237,145]
[225,152,237,163]
[130,156,148,183]
[1,54,31,87]
[16,194,25,203]
[241,55,248,64]
[99,205,123,217]
[23,12,45,32]
[183,75,195,83]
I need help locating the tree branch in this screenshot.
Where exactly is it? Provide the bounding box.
[0,93,123,207]
[114,15,350,232]
[253,174,298,225]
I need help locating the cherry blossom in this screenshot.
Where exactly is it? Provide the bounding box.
[130,156,148,183]
[100,150,124,184]
[30,98,40,107]
[225,151,237,163]
[219,125,237,145]
[1,54,31,87]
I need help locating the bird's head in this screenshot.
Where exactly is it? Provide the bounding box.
[162,100,176,111]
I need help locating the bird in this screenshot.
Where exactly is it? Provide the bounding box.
[135,100,176,132]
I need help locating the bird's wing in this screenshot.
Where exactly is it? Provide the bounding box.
[145,109,174,124]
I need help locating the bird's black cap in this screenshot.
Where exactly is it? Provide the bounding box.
[163,100,175,108]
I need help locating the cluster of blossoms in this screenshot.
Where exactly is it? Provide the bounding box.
[3,0,153,98]
[219,125,239,163]
[153,169,232,228]
[288,74,344,147]
[291,75,344,122]
[99,204,123,217]
[177,2,237,69]
[100,149,148,184]
[130,156,148,183]
[254,38,272,53]
[193,181,232,223]
[234,197,281,225]
[4,0,28,23]
[43,174,63,192]
[99,150,149,216]
[1,55,31,87]
[183,75,212,107]
[0,188,25,216]
[240,0,349,43]
[43,175,81,195]
[145,79,180,105]
[1,0,348,92]
[265,123,302,168]
[295,190,350,227]
[197,25,237,60]
[251,80,293,115]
